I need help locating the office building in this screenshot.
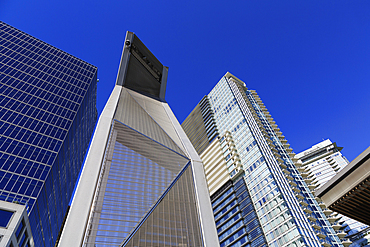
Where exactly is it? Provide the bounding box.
[59,31,219,247]
[182,72,344,247]
[297,140,370,247]
[0,21,98,247]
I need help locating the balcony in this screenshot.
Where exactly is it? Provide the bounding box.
[298,198,308,207]
[331,223,342,231]
[282,169,290,175]
[270,122,277,127]
[230,167,243,178]
[306,212,317,221]
[318,201,326,209]
[272,151,280,158]
[275,131,283,136]
[285,174,294,181]
[286,147,293,153]
[280,138,287,143]
[326,156,334,162]
[278,135,285,140]
[291,156,299,162]
[279,162,287,169]
[297,166,306,173]
[341,238,352,247]
[292,187,301,193]
[315,197,322,202]
[314,228,327,239]
[311,222,322,230]
[331,162,339,168]
[292,158,304,168]
[308,184,318,190]
[327,214,341,223]
[323,209,333,216]
[288,152,296,158]
[300,172,309,178]
[289,181,297,187]
[336,230,347,239]
[303,206,313,214]
[295,192,304,199]
[320,237,332,247]
[304,178,314,184]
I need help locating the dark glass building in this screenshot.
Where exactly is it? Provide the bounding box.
[0,21,97,247]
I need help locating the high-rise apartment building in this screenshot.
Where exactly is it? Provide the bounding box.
[59,32,219,247]
[295,140,348,190]
[182,72,344,247]
[0,22,98,247]
[296,140,369,247]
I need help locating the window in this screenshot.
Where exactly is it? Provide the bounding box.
[16,219,25,239]
[0,209,13,227]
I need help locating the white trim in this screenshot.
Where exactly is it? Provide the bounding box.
[58,85,122,247]
[162,103,220,247]
[318,147,370,206]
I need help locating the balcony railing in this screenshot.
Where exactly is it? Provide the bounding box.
[306,212,317,221]
[319,237,332,246]
[314,228,327,238]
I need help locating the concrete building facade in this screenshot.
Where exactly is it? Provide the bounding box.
[59,32,219,247]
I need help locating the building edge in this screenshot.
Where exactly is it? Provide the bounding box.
[57,85,122,247]
[162,103,220,247]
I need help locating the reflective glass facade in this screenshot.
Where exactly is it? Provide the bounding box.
[211,177,267,247]
[0,21,97,247]
[182,72,343,247]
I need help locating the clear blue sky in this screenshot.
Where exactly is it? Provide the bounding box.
[2,1,369,161]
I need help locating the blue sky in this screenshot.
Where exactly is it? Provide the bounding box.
[2,1,370,161]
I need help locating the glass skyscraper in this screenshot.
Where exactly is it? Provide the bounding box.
[59,31,219,247]
[0,21,97,247]
[182,72,344,247]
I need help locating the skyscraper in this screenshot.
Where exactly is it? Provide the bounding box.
[296,140,369,247]
[295,140,349,190]
[0,21,98,247]
[59,31,219,247]
[182,72,344,247]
